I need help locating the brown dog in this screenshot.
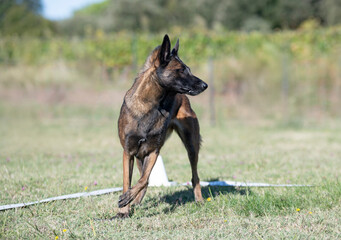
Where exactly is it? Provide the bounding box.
[117,34,207,218]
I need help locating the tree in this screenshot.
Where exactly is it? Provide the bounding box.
[321,0,341,26]
[0,0,42,19]
[272,0,315,29]
[107,0,196,32]
[16,0,42,13]
[0,0,55,37]
[57,0,341,35]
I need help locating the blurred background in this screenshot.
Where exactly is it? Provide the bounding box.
[1,0,341,127]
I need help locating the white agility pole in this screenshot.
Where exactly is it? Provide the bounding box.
[0,187,123,211]
[148,155,177,186]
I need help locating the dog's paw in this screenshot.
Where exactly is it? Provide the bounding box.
[195,196,204,204]
[118,191,133,208]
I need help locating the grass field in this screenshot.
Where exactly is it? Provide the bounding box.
[1,87,341,239]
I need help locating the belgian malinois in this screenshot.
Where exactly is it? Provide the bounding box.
[117,34,208,217]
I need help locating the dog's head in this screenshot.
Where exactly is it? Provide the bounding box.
[155,35,208,96]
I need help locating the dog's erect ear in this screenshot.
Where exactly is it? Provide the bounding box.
[171,39,179,56]
[160,34,171,65]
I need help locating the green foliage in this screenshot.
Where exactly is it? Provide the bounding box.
[1,5,54,37]
[321,0,341,26]
[0,0,42,20]
[0,0,55,37]
[1,27,341,118]
[1,26,340,67]
[74,0,109,16]
[59,0,341,34]
[17,0,42,13]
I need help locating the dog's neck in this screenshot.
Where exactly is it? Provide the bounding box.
[125,69,167,116]
[125,47,169,116]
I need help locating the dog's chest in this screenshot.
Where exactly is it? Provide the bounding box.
[125,100,175,158]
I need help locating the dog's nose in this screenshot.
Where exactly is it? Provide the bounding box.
[201,82,208,90]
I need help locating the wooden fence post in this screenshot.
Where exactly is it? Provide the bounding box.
[208,56,216,126]
[281,53,289,117]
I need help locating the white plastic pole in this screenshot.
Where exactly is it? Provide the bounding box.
[148,155,175,186]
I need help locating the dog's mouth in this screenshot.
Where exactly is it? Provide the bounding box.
[180,88,202,96]
[180,88,196,95]
[179,81,207,96]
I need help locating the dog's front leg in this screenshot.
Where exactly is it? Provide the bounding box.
[131,158,147,205]
[118,150,159,209]
[117,151,134,218]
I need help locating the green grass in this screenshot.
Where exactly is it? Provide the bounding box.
[1,95,341,239]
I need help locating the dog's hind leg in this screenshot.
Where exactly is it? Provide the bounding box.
[174,105,204,203]
[118,150,159,208]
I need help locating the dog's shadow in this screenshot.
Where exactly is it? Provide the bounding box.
[138,178,251,217]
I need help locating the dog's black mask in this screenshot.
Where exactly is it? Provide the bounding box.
[156,35,208,96]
